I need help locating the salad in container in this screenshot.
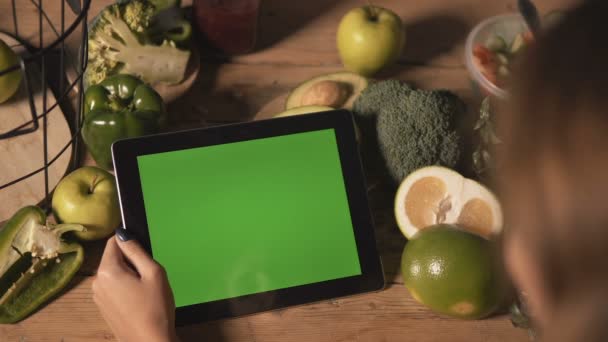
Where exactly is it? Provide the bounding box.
[465,12,564,99]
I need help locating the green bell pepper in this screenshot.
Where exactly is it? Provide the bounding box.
[149,5,192,45]
[82,74,166,169]
[149,0,181,14]
[0,206,85,324]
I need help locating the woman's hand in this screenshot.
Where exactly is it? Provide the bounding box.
[93,229,180,342]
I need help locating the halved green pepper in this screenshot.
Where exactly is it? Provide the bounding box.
[82,74,166,169]
[149,6,192,46]
[148,0,181,14]
[0,206,85,323]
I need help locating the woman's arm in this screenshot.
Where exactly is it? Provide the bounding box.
[93,228,181,342]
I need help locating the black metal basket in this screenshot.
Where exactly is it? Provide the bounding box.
[0,0,91,210]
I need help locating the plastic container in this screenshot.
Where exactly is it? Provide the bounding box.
[465,14,528,99]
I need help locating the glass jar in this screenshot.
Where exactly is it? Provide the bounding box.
[193,0,261,55]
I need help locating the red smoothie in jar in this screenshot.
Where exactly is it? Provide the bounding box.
[193,0,261,55]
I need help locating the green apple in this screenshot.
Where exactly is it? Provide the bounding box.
[337,6,406,76]
[0,38,22,103]
[52,166,121,241]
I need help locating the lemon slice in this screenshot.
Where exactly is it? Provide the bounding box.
[394,166,503,239]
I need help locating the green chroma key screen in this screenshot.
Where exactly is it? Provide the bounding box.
[137,129,362,307]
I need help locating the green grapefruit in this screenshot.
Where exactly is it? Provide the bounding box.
[401,224,507,319]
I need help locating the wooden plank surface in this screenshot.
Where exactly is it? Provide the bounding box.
[0,33,72,222]
[0,276,528,342]
[0,0,584,341]
[169,63,475,123]
[0,0,579,68]
[233,0,579,68]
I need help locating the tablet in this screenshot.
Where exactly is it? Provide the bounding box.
[112,110,384,325]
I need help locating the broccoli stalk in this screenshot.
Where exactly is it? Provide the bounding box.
[86,1,190,86]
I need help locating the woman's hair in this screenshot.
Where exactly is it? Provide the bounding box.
[498,0,608,340]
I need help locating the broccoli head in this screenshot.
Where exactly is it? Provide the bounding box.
[352,80,413,119]
[376,89,465,183]
[350,80,411,177]
[122,0,154,33]
[86,0,190,86]
[351,80,414,162]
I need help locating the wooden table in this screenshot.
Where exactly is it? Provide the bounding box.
[0,0,580,341]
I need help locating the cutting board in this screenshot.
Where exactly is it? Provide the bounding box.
[0,33,72,221]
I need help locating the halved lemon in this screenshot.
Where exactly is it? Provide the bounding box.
[394,166,503,239]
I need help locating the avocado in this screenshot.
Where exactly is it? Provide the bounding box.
[274,105,334,118]
[285,72,369,110]
[273,105,361,142]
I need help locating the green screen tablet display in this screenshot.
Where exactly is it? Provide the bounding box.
[137,129,362,307]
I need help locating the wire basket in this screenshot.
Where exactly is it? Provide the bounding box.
[0,0,91,215]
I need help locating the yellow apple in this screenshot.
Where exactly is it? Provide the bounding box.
[337,6,406,76]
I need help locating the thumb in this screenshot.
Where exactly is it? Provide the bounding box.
[114,228,159,278]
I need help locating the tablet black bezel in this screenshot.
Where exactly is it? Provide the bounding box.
[111,110,384,325]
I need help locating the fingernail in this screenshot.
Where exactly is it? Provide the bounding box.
[115,227,133,242]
